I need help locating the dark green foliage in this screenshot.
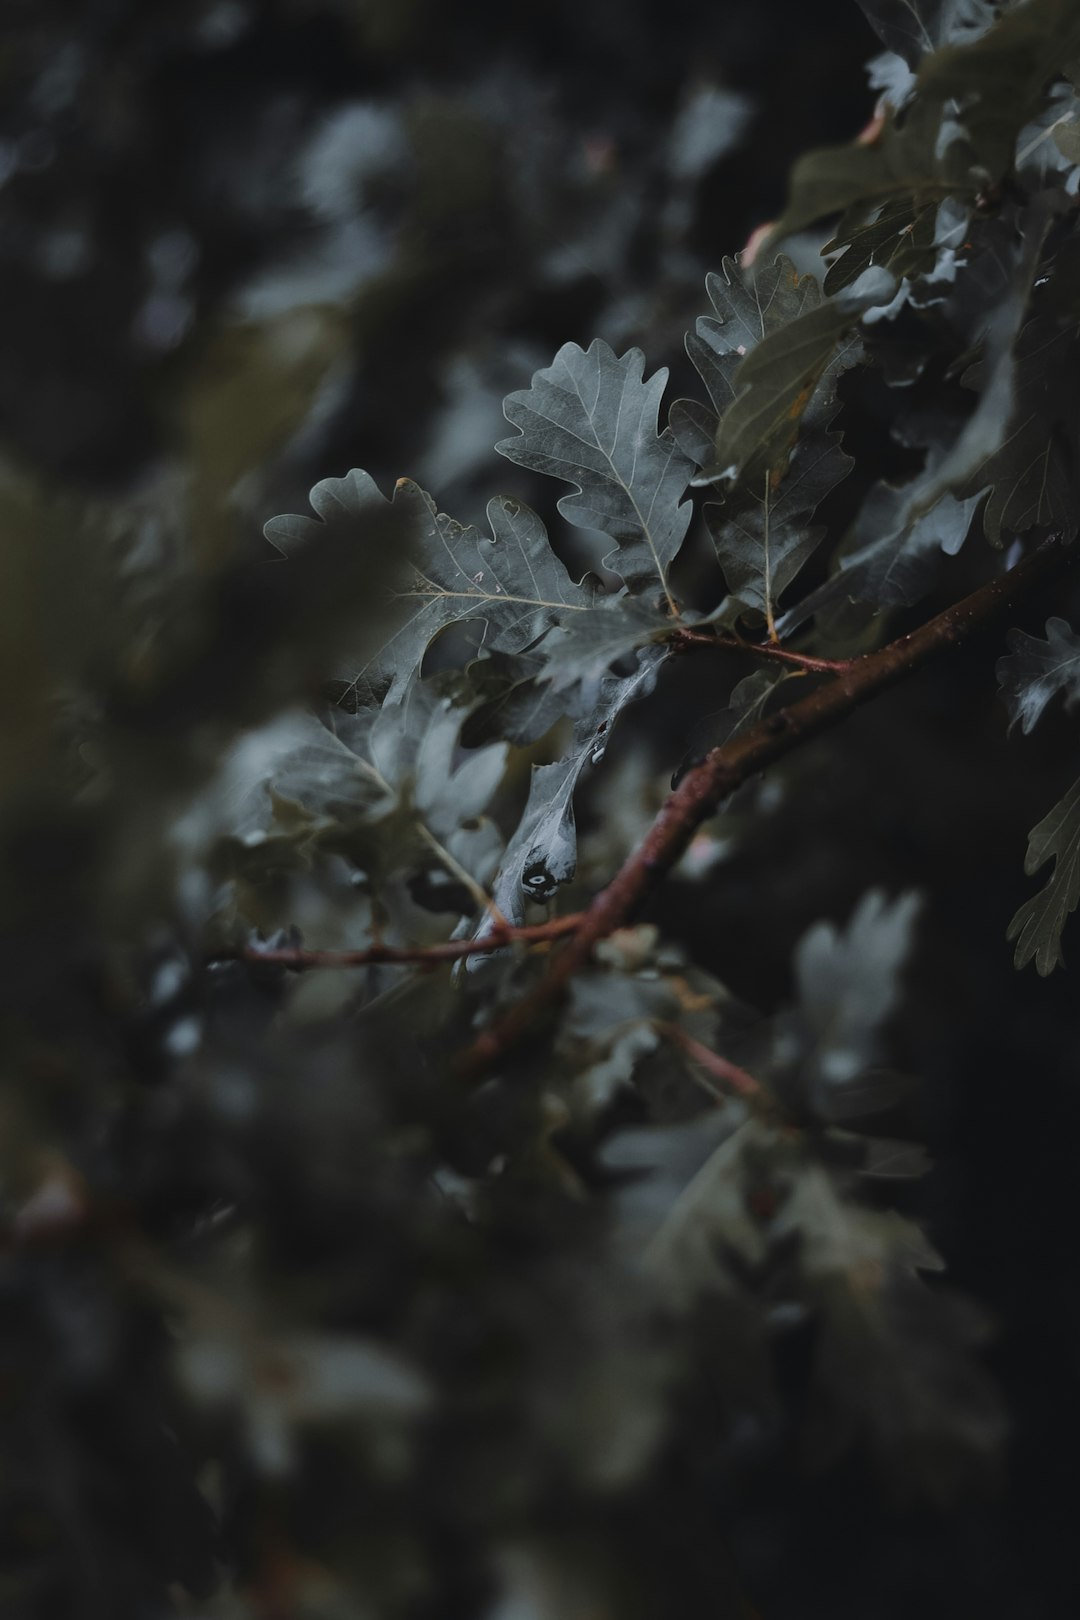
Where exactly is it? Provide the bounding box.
[5,2,1080,1616]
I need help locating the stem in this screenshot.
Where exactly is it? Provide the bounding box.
[416,822,508,929]
[654,1021,763,1101]
[671,627,855,675]
[217,911,584,971]
[455,535,1072,1082]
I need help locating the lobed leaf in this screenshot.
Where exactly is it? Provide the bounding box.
[472,652,664,942]
[774,0,1079,290]
[559,939,732,1118]
[856,0,1000,66]
[777,486,980,633]
[266,472,597,705]
[792,889,921,1103]
[774,1160,1002,1497]
[705,431,854,625]
[997,616,1080,734]
[823,191,943,296]
[770,96,959,248]
[1008,774,1080,973]
[364,676,509,847]
[851,201,1062,560]
[709,279,878,490]
[538,594,675,688]
[496,339,694,598]
[672,257,862,624]
[601,1112,767,1298]
[955,315,1080,545]
[672,257,825,445]
[917,0,1080,178]
[203,676,508,915]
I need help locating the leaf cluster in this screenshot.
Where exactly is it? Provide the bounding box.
[5,2,1080,1615]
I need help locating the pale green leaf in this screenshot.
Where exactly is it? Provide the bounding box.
[997,616,1080,734]
[496,340,694,597]
[266,473,596,704]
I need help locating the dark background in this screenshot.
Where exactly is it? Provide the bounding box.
[2,1,1078,1613]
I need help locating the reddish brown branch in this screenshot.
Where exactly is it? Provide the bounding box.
[220,911,584,971]
[655,1021,763,1101]
[456,535,1073,1082]
[669,626,856,675]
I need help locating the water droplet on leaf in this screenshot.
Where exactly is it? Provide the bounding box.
[521,862,558,901]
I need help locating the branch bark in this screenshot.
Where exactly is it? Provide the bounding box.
[455,535,1073,1081]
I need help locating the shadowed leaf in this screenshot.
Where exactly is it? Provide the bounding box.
[672,257,863,623]
[777,487,980,632]
[1009,774,1080,974]
[955,316,1080,545]
[473,653,663,941]
[774,1161,1002,1498]
[856,0,999,66]
[267,473,596,704]
[709,280,878,490]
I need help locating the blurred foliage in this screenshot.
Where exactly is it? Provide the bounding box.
[4,3,1080,1619]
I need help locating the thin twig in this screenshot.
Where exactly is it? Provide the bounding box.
[214,911,584,972]
[455,535,1073,1082]
[654,1020,763,1101]
[670,626,856,675]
